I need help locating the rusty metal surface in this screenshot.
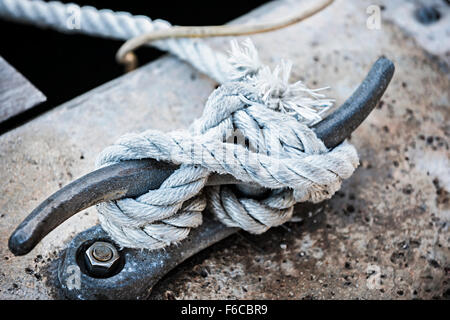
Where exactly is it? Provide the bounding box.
[0,0,449,299]
[0,56,46,124]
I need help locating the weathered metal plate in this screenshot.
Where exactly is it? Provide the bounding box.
[0,56,46,125]
[0,0,449,299]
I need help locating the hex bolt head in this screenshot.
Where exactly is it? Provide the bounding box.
[93,244,113,262]
[84,241,120,278]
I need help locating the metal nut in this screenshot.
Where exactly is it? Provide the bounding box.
[84,241,120,277]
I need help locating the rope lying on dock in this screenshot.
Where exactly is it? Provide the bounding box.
[0,0,358,250]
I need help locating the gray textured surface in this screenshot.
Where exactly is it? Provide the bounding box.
[0,0,449,299]
[383,0,450,67]
[0,56,46,124]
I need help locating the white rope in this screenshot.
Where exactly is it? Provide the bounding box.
[96,40,359,250]
[0,0,359,250]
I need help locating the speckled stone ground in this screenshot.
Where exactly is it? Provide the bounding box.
[0,0,448,299]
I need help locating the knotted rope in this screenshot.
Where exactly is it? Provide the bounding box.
[96,40,359,250]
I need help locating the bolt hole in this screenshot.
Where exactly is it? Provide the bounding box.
[75,239,125,279]
[415,6,441,25]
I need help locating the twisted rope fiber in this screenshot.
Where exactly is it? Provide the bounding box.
[96,40,359,250]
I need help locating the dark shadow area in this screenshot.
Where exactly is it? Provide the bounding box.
[0,0,268,134]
